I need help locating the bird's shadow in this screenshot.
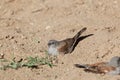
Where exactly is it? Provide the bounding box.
[72,34,94,53]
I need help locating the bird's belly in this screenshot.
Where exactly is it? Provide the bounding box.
[48,47,59,55]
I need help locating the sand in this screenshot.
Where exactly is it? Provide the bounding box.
[0,0,120,80]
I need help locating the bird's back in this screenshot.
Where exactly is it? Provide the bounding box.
[57,38,74,54]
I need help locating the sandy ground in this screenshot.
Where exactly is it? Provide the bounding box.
[0,0,120,80]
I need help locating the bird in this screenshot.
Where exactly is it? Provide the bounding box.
[47,27,87,55]
[74,56,120,75]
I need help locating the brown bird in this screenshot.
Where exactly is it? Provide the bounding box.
[48,27,87,55]
[75,56,120,75]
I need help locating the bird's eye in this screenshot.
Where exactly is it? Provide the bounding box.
[51,42,54,44]
[48,42,54,46]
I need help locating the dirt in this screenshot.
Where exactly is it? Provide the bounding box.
[0,0,120,80]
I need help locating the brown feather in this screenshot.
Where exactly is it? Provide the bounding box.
[85,62,116,74]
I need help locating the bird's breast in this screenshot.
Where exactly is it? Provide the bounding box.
[48,47,59,55]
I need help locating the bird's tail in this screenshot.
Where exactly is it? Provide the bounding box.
[68,27,87,53]
[74,64,89,69]
[73,27,87,40]
[74,64,102,74]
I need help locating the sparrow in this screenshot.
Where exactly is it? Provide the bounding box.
[48,27,87,55]
[75,56,120,75]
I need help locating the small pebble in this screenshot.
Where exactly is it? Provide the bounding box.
[54,75,58,79]
[45,26,51,30]
[0,44,3,47]
[38,41,40,43]
[0,53,4,59]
